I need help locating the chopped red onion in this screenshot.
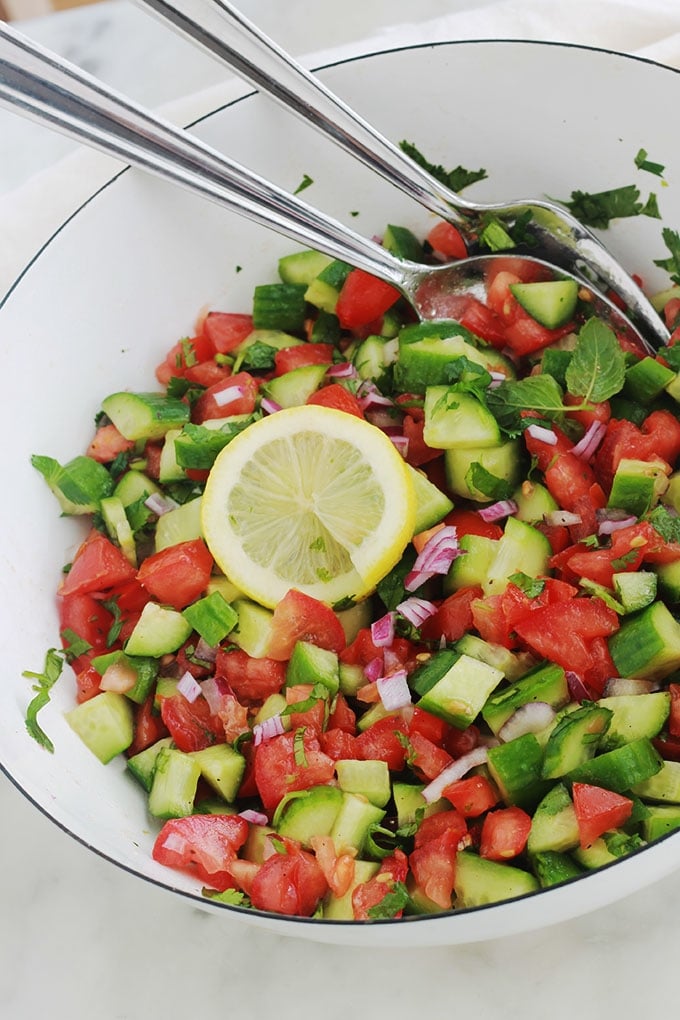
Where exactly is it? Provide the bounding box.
[405,526,461,591]
[364,656,384,682]
[571,420,607,461]
[526,423,558,445]
[566,670,591,702]
[177,670,202,704]
[253,714,285,746]
[397,596,438,628]
[498,702,556,742]
[421,746,489,804]
[213,382,246,408]
[389,434,410,458]
[376,669,412,711]
[194,637,218,663]
[365,408,400,431]
[603,676,660,696]
[239,809,269,826]
[200,674,233,715]
[325,361,357,379]
[544,510,583,527]
[598,515,637,536]
[488,370,508,389]
[260,396,282,415]
[478,499,519,523]
[371,612,395,648]
[144,492,180,516]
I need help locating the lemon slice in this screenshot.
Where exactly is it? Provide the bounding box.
[201,405,416,608]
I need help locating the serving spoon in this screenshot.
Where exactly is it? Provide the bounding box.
[0,23,652,349]
[136,0,670,350]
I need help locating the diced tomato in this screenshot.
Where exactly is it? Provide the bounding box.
[479,806,532,860]
[408,706,450,746]
[409,829,461,910]
[442,774,499,817]
[285,684,328,735]
[265,589,347,661]
[408,731,453,781]
[572,783,633,848]
[352,850,408,920]
[470,594,516,649]
[183,361,231,388]
[335,269,401,330]
[137,538,213,610]
[202,311,254,355]
[669,684,680,739]
[152,814,249,891]
[503,315,575,356]
[274,343,333,375]
[427,220,468,259]
[458,297,508,348]
[564,520,674,589]
[340,628,419,672]
[499,577,578,632]
[215,648,287,703]
[594,410,680,491]
[354,716,410,771]
[563,392,611,430]
[159,694,224,752]
[319,727,358,760]
[253,731,335,811]
[583,635,617,698]
[420,585,484,643]
[443,723,481,760]
[413,809,468,849]
[513,598,619,680]
[128,691,169,755]
[402,414,442,467]
[191,371,259,423]
[86,424,135,464]
[142,441,163,480]
[444,508,503,541]
[58,591,115,671]
[653,733,680,762]
[74,663,103,703]
[327,693,356,734]
[60,529,137,598]
[306,382,365,418]
[250,838,328,916]
[522,418,575,472]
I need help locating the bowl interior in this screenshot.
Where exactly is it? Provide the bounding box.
[2,40,680,946]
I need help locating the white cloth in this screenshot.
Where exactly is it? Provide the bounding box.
[2,0,680,297]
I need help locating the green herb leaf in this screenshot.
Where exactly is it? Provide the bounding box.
[444,356,492,402]
[646,505,680,543]
[281,683,329,717]
[101,597,124,646]
[486,374,566,435]
[565,317,626,403]
[560,184,659,229]
[395,729,417,768]
[508,573,546,598]
[376,547,417,610]
[238,341,277,371]
[664,345,680,371]
[60,628,93,663]
[654,227,680,285]
[294,173,314,195]
[202,887,251,907]
[367,880,411,920]
[465,463,513,502]
[635,148,665,178]
[479,217,516,252]
[23,648,64,752]
[398,140,487,192]
[293,726,308,767]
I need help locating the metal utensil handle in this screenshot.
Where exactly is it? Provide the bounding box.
[138,0,475,225]
[0,22,407,287]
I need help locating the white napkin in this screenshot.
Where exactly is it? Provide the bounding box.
[2,0,680,298]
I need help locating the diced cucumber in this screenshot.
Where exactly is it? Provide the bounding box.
[230,599,274,657]
[329,792,386,855]
[278,249,332,286]
[304,260,352,313]
[127,736,174,791]
[633,760,680,803]
[158,428,187,483]
[608,600,680,681]
[527,783,579,854]
[335,759,391,808]
[654,558,680,604]
[323,860,380,920]
[455,850,539,907]
[338,661,368,699]
[252,282,307,332]
[623,355,676,404]
[612,570,657,614]
[336,600,372,646]
[148,746,201,818]
[445,533,499,593]
[540,704,613,779]
[154,496,203,551]
[509,279,578,329]
[101,392,190,441]
[352,334,396,382]
[394,324,515,393]
[455,633,535,683]
[205,575,243,604]
[486,733,551,810]
[482,661,569,735]
[189,744,246,802]
[383,223,424,261]
[531,850,583,888]
[253,692,288,726]
[415,653,504,729]
[566,737,663,792]
[261,362,329,408]
[285,640,340,695]
[231,329,304,373]
[511,480,558,522]
[641,804,680,841]
[31,454,113,515]
[444,440,521,502]
[597,692,670,750]
[392,781,447,828]
[483,516,551,596]
[607,457,669,517]
[182,590,238,647]
[423,387,501,449]
[113,468,161,508]
[242,823,277,864]
[100,495,137,565]
[406,463,454,533]
[125,602,193,657]
[572,831,642,869]
[65,691,134,763]
[90,649,158,705]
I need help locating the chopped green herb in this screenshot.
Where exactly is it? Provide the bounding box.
[508,573,546,598]
[399,140,487,192]
[293,726,308,767]
[281,684,329,717]
[395,730,417,768]
[560,184,660,229]
[646,505,680,543]
[101,597,124,646]
[237,340,277,371]
[654,227,680,285]
[444,356,493,402]
[465,462,513,502]
[294,173,314,195]
[60,628,93,663]
[23,648,64,752]
[611,548,640,571]
[479,217,517,252]
[565,317,627,403]
[202,887,251,907]
[635,148,665,178]
[486,374,566,436]
[367,880,410,919]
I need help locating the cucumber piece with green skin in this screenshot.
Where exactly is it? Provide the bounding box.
[230,598,274,658]
[154,497,203,552]
[90,649,158,705]
[285,640,340,695]
[633,760,680,803]
[31,454,113,515]
[392,781,448,827]
[566,737,663,792]
[278,249,332,285]
[252,282,307,332]
[406,463,454,533]
[329,792,386,855]
[335,759,391,808]
[482,661,569,735]
[608,600,680,681]
[100,495,136,565]
[415,654,504,729]
[188,744,246,802]
[454,633,536,683]
[323,860,380,920]
[253,693,288,726]
[65,691,134,764]
[352,335,392,381]
[573,830,645,869]
[531,850,584,888]
[409,648,460,698]
[336,599,372,646]
[653,557,680,603]
[527,783,579,854]
[445,533,499,593]
[483,516,551,596]
[304,259,352,313]
[338,661,368,699]
[261,362,329,408]
[423,387,501,449]
[125,602,193,657]
[455,850,539,907]
[230,329,304,373]
[383,223,424,261]
[395,327,515,392]
[444,439,521,502]
[113,468,161,508]
[612,570,657,613]
[126,736,174,792]
[597,692,670,750]
[623,355,676,404]
[311,310,342,344]
[641,804,680,841]
[607,457,669,517]
[540,704,613,780]
[148,746,201,818]
[101,392,190,442]
[511,480,558,522]
[182,590,238,647]
[158,428,187,484]
[486,732,551,810]
[509,279,579,329]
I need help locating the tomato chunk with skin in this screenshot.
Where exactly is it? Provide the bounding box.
[265,589,347,661]
[152,814,249,891]
[306,383,365,418]
[159,694,224,752]
[409,829,461,910]
[480,806,532,860]
[427,220,468,259]
[352,850,409,920]
[202,311,254,355]
[215,648,287,703]
[250,838,328,916]
[254,731,335,812]
[335,268,401,330]
[274,343,333,375]
[572,783,634,848]
[60,529,137,597]
[443,774,499,817]
[137,538,213,610]
[191,371,259,423]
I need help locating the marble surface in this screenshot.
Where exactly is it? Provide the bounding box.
[3,3,680,1017]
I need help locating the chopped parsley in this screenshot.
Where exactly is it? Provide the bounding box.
[508,573,546,598]
[367,880,411,919]
[559,183,660,229]
[398,140,487,192]
[654,227,680,286]
[634,148,665,178]
[294,173,314,195]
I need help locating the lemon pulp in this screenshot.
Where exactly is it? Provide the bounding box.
[201,405,416,608]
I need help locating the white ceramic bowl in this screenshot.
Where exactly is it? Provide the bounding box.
[2,40,680,947]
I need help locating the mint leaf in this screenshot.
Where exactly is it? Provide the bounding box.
[565,317,626,403]
[646,505,680,543]
[23,648,64,752]
[367,880,411,919]
[444,356,492,402]
[466,462,513,501]
[59,627,92,663]
[486,374,566,435]
[635,148,665,178]
[654,227,680,286]
[293,726,308,767]
[398,140,487,192]
[508,573,546,598]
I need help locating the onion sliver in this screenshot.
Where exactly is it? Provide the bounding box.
[498,701,556,742]
[421,746,489,803]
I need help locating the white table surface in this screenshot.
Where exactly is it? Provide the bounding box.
[3,3,680,1017]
